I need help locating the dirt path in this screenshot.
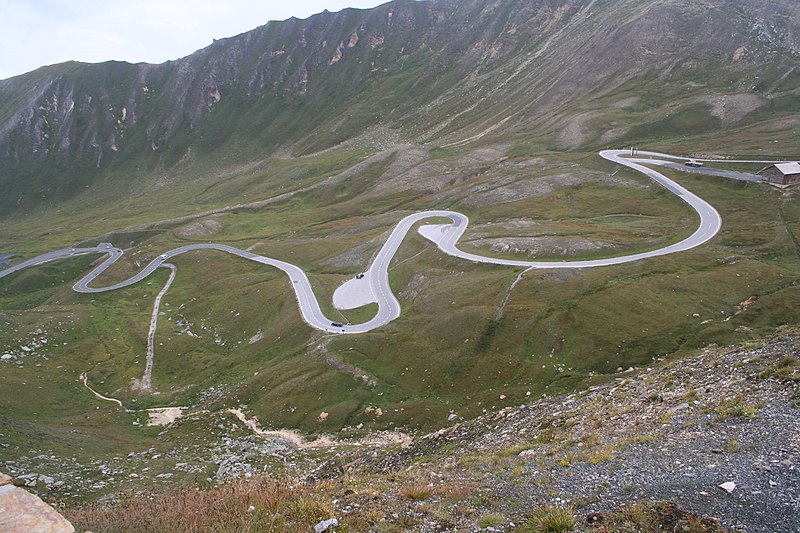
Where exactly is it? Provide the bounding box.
[80,372,125,408]
[137,263,177,392]
[80,372,186,426]
[227,408,412,449]
[496,266,533,319]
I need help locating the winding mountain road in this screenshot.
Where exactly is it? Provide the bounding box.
[0,150,778,334]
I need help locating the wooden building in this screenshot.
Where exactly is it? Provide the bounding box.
[760,162,800,186]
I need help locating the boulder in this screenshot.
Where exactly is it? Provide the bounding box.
[314,517,339,533]
[0,484,75,533]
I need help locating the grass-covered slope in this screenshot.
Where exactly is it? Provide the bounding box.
[0,0,799,513]
[63,330,799,532]
[1,144,799,487]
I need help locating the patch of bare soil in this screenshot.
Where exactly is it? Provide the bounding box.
[736,294,760,315]
[174,218,223,239]
[612,96,640,108]
[709,93,765,125]
[556,111,600,149]
[248,330,264,344]
[146,407,186,427]
[227,408,411,449]
[600,126,631,145]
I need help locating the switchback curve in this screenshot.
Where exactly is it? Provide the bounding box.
[2,150,762,334]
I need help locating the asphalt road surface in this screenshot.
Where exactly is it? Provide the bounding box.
[0,150,777,334]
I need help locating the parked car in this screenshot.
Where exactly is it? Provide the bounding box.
[356,273,365,279]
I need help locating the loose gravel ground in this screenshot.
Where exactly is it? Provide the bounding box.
[347,329,799,532]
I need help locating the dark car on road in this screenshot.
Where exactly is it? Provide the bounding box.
[331,322,344,328]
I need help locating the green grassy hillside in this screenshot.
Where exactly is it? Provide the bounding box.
[0,0,799,506]
[1,143,799,485]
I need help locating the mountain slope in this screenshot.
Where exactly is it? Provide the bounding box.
[2,2,800,521]
[1,0,798,218]
[57,329,800,532]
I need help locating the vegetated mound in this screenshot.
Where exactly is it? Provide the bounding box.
[65,328,800,532]
[465,236,616,258]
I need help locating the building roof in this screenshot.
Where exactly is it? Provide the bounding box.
[773,162,800,175]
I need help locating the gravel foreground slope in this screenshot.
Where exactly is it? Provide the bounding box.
[330,328,800,532]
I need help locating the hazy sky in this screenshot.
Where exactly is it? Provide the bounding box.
[0,1,389,80]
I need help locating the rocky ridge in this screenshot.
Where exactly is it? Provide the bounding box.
[1,0,798,216]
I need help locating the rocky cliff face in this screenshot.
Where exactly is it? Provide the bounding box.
[0,0,798,216]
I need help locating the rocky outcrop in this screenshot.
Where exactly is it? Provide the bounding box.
[0,472,75,533]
